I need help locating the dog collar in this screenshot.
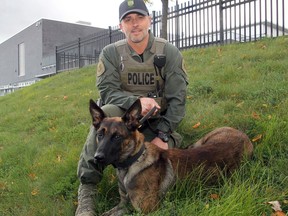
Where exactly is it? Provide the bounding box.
[113,144,145,169]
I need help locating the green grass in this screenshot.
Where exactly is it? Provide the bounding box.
[1,36,288,215]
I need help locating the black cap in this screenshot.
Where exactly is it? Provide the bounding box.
[119,0,149,21]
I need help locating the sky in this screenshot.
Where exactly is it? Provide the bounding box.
[0,0,186,44]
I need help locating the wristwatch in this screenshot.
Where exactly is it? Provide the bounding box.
[157,131,170,142]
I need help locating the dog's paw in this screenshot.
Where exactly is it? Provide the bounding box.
[101,205,129,216]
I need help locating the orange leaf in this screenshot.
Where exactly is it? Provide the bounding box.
[28,173,37,180]
[210,193,220,200]
[252,111,260,119]
[31,188,39,196]
[252,134,262,142]
[272,211,286,216]
[192,122,201,129]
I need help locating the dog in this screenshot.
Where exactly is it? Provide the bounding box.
[89,99,253,215]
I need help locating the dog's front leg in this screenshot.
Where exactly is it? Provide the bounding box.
[101,181,130,216]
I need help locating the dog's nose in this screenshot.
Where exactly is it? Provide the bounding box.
[94,152,105,163]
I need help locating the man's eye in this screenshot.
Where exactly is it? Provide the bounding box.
[124,17,131,22]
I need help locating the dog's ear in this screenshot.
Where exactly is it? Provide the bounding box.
[89,99,105,129]
[122,99,142,131]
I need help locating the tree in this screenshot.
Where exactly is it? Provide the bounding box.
[145,0,169,39]
[160,0,169,39]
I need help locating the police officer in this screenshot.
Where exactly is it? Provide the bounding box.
[75,0,188,215]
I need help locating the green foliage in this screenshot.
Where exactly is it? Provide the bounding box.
[1,37,288,215]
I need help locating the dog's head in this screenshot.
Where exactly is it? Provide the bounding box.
[89,99,143,167]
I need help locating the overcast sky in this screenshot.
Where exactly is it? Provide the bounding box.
[0,0,185,44]
[1,0,286,44]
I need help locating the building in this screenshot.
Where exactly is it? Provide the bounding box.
[0,19,105,96]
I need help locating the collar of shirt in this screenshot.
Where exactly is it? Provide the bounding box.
[127,31,156,62]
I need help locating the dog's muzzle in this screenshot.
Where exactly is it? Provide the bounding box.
[94,152,106,164]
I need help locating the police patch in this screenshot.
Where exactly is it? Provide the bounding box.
[97,60,105,77]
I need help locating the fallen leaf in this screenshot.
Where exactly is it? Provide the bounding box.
[57,155,61,162]
[210,193,220,200]
[236,101,244,107]
[267,201,282,211]
[192,122,201,129]
[252,134,262,142]
[271,211,286,216]
[28,173,37,180]
[0,182,7,190]
[252,111,260,119]
[109,173,117,184]
[49,126,57,132]
[31,188,39,196]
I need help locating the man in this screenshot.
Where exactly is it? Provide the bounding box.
[75,0,188,215]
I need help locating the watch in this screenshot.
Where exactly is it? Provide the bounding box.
[157,131,170,142]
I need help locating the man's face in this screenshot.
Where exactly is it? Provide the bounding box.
[120,13,151,44]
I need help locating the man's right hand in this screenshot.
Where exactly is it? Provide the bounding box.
[139,97,160,116]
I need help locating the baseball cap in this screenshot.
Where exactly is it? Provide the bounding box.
[119,0,149,21]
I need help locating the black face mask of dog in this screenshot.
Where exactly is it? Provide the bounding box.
[89,99,142,167]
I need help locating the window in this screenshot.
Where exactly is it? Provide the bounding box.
[18,43,25,76]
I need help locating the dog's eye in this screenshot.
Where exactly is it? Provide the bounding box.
[113,134,122,141]
[97,131,104,139]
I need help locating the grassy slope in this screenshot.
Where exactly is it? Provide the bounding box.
[0,36,287,215]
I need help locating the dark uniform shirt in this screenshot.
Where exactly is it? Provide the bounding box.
[96,31,188,133]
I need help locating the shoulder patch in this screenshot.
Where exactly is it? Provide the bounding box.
[97,60,105,77]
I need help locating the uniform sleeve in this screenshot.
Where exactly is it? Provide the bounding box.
[156,43,188,133]
[96,45,138,110]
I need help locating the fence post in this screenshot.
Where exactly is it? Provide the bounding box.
[219,0,224,45]
[152,10,156,36]
[176,0,180,48]
[78,38,81,68]
[55,46,58,73]
[108,26,112,44]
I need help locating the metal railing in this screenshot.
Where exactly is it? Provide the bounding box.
[56,0,287,72]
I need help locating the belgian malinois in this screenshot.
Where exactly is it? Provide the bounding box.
[89,99,253,215]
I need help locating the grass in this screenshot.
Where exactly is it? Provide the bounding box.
[0,36,288,215]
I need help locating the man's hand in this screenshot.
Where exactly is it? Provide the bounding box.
[151,137,168,149]
[139,97,160,116]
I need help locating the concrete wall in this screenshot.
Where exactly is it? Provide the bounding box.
[0,20,42,86]
[0,19,105,87]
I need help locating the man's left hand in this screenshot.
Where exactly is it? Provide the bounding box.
[151,137,168,149]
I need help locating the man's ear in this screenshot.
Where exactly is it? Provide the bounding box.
[122,99,142,131]
[89,99,105,129]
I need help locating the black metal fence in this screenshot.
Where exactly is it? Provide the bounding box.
[56,0,287,72]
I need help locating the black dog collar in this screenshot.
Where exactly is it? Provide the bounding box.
[113,144,145,169]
